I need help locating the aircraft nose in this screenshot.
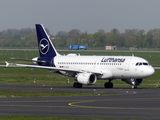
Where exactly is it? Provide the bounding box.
[147,67,155,76]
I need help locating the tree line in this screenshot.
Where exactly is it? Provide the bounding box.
[0,27,160,48]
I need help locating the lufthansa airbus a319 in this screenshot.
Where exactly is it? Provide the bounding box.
[6,24,155,89]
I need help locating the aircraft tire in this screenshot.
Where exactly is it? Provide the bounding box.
[104,82,113,88]
[73,82,82,88]
[132,85,137,89]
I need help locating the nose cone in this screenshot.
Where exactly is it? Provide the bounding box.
[146,67,155,77]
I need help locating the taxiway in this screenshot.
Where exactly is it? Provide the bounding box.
[0,85,160,119]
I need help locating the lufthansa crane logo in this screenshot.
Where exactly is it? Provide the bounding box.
[39,38,50,54]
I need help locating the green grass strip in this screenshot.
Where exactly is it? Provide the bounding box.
[0,116,141,120]
[0,89,115,98]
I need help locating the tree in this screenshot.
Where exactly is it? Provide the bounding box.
[90,32,106,47]
[68,29,81,39]
[98,29,105,34]
[145,30,153,47]
[111,28,119,34]
[56,31,68,39]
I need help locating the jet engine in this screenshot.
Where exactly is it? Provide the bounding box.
[75,73,97,85]
[122,79,143,88]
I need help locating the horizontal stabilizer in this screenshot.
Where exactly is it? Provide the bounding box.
[10,58,46,63]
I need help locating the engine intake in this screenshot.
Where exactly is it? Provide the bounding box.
[75,73,97,85]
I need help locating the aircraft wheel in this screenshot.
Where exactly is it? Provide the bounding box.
[104,82,113,88]
[73,82,82,88]
[132,85,137,89]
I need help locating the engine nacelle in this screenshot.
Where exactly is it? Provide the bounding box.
[122,79,143,86]
[75,73,97,85]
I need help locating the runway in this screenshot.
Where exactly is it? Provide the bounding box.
[0,85,160,119]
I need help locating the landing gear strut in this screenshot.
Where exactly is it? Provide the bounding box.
[73,82,83,88]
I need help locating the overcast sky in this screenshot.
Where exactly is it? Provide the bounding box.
[0,0,160,35]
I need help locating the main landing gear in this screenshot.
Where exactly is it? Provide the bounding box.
[73,81,114,88]
[132,85,137,89]
[73,82,83,88]
[104,80,113,88]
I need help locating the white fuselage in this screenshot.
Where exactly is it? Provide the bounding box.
[54,54,155,80]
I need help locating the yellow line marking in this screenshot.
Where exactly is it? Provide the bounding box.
[68,98,160,110]
[1,98,160,110]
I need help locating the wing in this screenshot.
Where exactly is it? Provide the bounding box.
[5,62,103,75]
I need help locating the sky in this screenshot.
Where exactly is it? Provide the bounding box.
[0,0,160,35]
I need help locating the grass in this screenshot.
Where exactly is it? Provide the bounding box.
[0,89,114,98]
[0,116,124,120]
[1,67,160,88]
[0,67,72,86]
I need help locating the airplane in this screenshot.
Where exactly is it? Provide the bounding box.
[5,24,155,89]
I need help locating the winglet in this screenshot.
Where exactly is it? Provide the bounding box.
[5,61,9,67]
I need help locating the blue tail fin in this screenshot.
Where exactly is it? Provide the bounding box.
[36,24,60,58]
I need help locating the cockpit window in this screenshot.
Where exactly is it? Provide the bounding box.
[135,62,150,66]
[143,63,149,65]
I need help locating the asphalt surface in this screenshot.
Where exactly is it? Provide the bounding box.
[0,85,160,119]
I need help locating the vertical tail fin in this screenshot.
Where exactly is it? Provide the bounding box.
[36,24,60,58]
